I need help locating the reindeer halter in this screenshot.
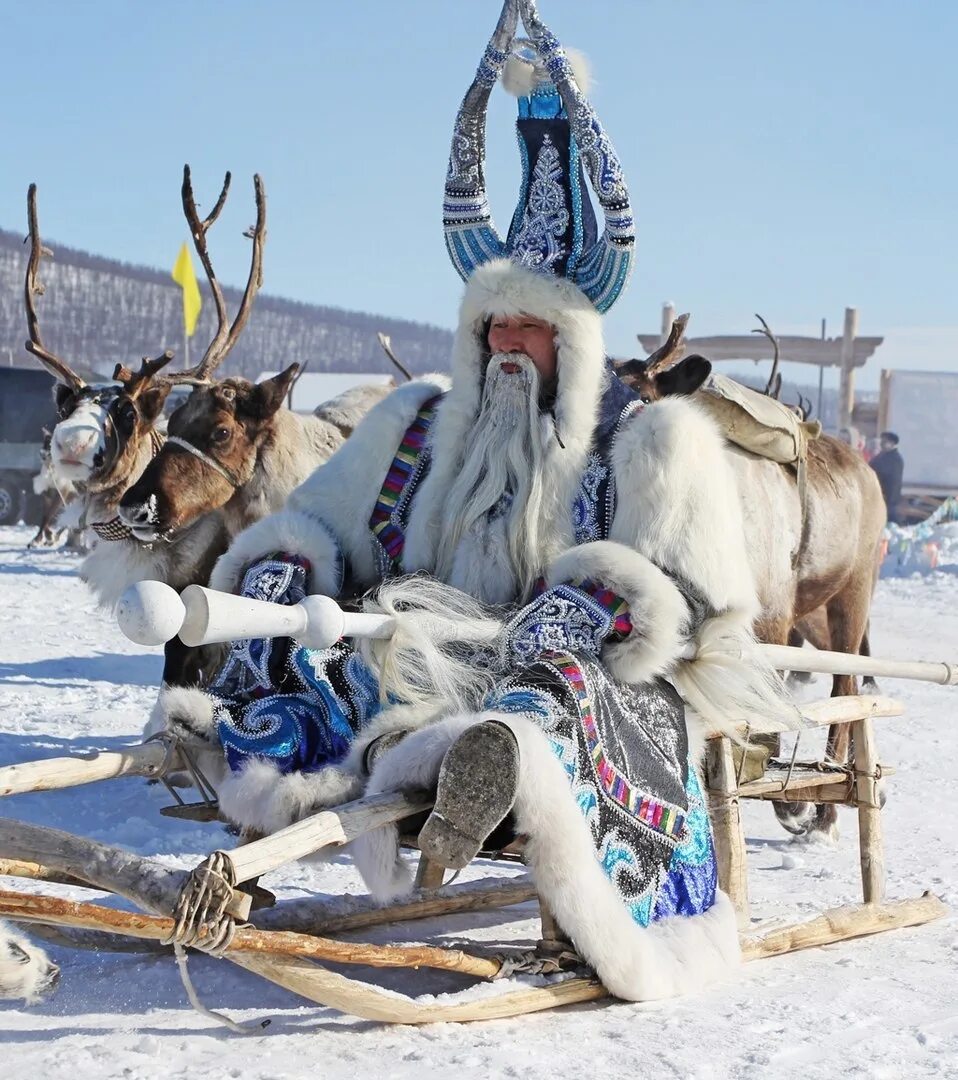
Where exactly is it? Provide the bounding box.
[443,0,634,313]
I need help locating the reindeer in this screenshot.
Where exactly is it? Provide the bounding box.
[118,169,392,546]
[615,314,713,403]
[23,180,241,686]
[27,429,79,549]
[619,314,886,839]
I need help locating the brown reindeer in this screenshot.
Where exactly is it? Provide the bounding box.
[615,314,713,403]
[22,179,243,686]
[118,168,391,550]
[619,315,886,839]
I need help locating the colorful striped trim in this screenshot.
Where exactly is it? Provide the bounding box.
[569,578,633,641]
[548,651,686,842]
[369,397,440,566]
[531,576,633,641]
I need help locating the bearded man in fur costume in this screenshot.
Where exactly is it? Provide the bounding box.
[155,0,794,1002]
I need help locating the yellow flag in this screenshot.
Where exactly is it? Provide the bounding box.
[171,242,202,337]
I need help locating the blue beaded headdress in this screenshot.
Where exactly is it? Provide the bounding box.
[443,0,634,314]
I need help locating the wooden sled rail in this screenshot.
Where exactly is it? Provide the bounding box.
[702,694,904,741]
[225,791,433,883]
[0,799,431,927]
[0,888,946,1025]
[0,890,500,979]
[0,742,167,798]
[0,874,540,956]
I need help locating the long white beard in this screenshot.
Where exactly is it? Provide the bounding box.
[433,353,551,604]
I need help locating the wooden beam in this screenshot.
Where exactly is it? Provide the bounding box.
[853,716,885,903]
[660,301,676,346]
[839,306,859,430]
[705,737,749,923]
[635,332,882,368]
[254,876,537,935]
[741,780,853,803]
[0,742,168,798]
[226,792,432,884]
[739,893,945,961]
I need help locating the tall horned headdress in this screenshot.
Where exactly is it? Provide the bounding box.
[443,0,634,314]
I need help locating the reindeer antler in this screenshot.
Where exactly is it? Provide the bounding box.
[172,164,267,384]
[376,332,412,382]
[113,350,176,398]
[752,313,782,400]
[23,185,86,392]
[641,312,690,376]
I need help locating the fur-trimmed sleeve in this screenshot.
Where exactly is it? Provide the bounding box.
[209,376,450,596]
[543,541,690,684]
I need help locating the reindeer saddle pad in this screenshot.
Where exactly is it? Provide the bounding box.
[695,373,822,465]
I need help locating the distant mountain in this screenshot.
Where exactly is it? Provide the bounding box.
[0,228,453,381]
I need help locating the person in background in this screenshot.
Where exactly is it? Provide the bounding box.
[870,431,904,523]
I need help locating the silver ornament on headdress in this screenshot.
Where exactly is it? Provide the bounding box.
[443,0,635,313]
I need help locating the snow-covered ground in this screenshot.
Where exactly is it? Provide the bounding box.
[1,524,956,1079]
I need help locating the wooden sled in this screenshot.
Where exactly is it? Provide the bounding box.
[0,690,949,1026]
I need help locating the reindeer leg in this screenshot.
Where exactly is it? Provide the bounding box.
[801,579,871,841]
[860,624,879,693]
[755,618,820,837]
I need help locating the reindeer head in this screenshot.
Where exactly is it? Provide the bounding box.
[120,368,296,541]
[118,165,268,541]
[616,313,712,402]
[23,185,175,490]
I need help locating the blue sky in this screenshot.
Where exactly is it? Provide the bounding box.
[3,0,955,390]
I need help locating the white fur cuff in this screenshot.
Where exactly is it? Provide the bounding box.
[545,540,689,684]
[217,758,362,837]
[209,508,342,596]
[146,685,216,745]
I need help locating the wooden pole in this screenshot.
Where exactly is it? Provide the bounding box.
[838,306,858,431]
[853,716,885,903]
[817,317,826,420]
[0,742,168,798]
[414,855,446,890]
[705,737,749,923]
[660,302,676,346]
[255,876,537,935]
[225,791,432,884]
[0,890,501,979]
[751,644,958,686]
[739,893,945,960]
